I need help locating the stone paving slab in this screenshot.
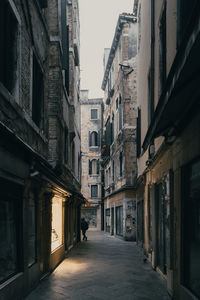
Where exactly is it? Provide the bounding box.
[25,231,171,300]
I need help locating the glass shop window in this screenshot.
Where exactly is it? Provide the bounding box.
[51,197,63,252]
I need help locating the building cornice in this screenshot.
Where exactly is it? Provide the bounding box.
[103,184,136,200]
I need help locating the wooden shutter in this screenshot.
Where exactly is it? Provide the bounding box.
[97,160,100,174]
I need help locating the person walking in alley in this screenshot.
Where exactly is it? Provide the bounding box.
[81,218,89,241]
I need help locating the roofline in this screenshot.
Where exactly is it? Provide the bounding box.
[101,13,136,91]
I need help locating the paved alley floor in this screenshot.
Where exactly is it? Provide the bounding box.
[25,231,171,300]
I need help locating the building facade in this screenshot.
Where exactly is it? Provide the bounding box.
[101,13,138,240]
[0,0,83,299]
[80,90,103,230]
[136,1,200,299]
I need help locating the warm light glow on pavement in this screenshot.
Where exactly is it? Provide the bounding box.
[54,259,89,275]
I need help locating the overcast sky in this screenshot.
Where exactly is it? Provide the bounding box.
[79,0,134,99]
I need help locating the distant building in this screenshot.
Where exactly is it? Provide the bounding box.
[101,13,138,240]
[0,0,84,299]
[80,90,103,230]
[136,1,200,299]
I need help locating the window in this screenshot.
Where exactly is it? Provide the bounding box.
[89,159,99,175]
[116,98,118,110]
[89,131,99,147]
[119,95,123,131]
[0,0,19,96]
[158,3,166,97]
[182,159,200,298]
[120,152,123,177]
[32,54,44,129]
[105,169,109,188]
[51,197,63,252]
[111,112,114,144]
[112,160,115,182]
[91,185,98,198]
[91,109,98,120]
[108,167,111,186]
[64,127,68,164]
[105,118,111,152]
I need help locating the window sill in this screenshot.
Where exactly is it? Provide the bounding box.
[0,272,23,289]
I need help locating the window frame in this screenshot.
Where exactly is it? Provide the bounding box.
[89,131,99,147]
[89,159,99,176]
[90,108,98,120]
[91,184,98,198]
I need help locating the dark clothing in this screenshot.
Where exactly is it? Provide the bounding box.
[81,219,88,241]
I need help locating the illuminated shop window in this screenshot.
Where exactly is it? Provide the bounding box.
[51,197,63,252]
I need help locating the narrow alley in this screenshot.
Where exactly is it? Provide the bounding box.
[25,231,170,300]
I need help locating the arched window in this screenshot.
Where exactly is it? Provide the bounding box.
[89,159,99,175]
[89,131,99,147]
